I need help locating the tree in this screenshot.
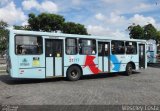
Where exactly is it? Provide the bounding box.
[27,13,88,35]
[62,22,88,35]
[144,24,157,40]
[0,21,8,28]
[0,21,8,54]
[28,13,65,32]
[128,24,144,39]
[128,23,160,43]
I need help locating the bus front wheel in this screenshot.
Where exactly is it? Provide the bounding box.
[125,63,132,76]
[66,66,81,81]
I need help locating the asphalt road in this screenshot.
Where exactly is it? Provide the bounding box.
[0,66,160,105]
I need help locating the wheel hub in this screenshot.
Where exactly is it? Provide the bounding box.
[71,70,78,77]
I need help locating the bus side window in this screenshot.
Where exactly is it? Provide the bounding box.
[79,39,96,55]
[65,38,77,55]
[98,43,103,56]
[111,44,115,54]
[125,41,137,54]
[111,41,125,54]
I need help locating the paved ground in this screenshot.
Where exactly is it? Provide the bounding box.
[0,58,6,64]
[0,66,160,105]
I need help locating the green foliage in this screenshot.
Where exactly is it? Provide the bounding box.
[28,13,65,32]
[128,25,144,39]
[27,13,88,35]
[1,13,88,53]
[0,21,8,53]
[156,31,160,42]
[128,23,160,43]
[144,24,157,40]
[62,22,88,35]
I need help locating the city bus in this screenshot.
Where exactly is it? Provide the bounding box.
[146,39,157,63]
[6,29,147,81]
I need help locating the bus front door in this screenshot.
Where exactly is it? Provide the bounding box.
[98,42,110,72]
[45,39,63,77]
[139,44,145,68]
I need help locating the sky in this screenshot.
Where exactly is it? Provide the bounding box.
[0,0,160,38]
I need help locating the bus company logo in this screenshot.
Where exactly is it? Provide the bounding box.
[111,55,121,71]
[83,55,102,74]
[23,58,27,62]
[20,58,30,66]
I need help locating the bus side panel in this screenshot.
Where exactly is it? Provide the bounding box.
[110,54,139,72]
[18,68,45,78]
[64,55,99,77]
[110,55,126,72]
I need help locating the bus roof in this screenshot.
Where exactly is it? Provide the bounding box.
[10,29,146,42]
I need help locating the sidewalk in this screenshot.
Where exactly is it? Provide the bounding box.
[0,64,6,73]
[0,58,6,73]
[0,58,6,64]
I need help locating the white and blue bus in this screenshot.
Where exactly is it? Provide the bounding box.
[6,29,147,81]
[146,39,157,63]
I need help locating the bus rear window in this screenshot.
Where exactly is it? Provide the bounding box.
[15,35,43,55]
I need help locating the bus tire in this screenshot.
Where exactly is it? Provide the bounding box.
[66,66,81,81]
[125,63,132,76]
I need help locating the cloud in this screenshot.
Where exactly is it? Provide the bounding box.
[129,14,156,26]
[21,20,29,26]
[0,2,27,25]
[95,13,105,21]
[87,12,159,38]
[105,12,126,26]
[93,12,127,30]
[22,0,39,10]
[22,0,58,13]
[0,0,10,6]
[102,0,126,4]
[87,25,109,36]
[87,25,128,38]
[72,0,82,5]
[134,3,152,10]
[101,0,159,15]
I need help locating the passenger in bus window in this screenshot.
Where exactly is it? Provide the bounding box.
[111,44,115,54]
[67,47,72,55]
[22,47,26,54]
[120,46,125,54]
[32,41,39,54]
[130,45,134,53]
[92,49,95,54]
[126,46,130,54]
[17,45,22,54]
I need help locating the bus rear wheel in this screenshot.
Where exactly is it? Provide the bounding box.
[125,63,132,76]
[67,66,81,81]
